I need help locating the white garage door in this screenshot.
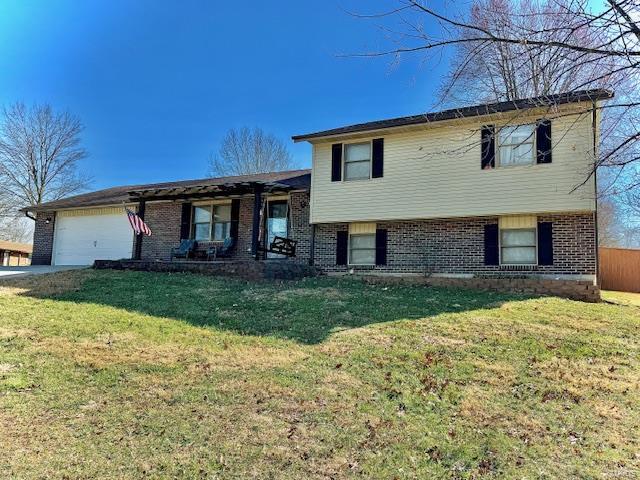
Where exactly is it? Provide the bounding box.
[52,208,134,265]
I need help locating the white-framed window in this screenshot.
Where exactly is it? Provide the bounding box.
[500,228,537,265]
[344,142,371,181]
[192,204,231,241]
[498,124,535,167]
[349,233,376,265]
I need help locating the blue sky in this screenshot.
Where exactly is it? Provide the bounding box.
[0,0,453,190]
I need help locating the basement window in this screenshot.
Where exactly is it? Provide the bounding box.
[500,228,537,265]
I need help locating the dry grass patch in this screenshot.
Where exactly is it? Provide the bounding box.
[0,269,92,297]
[33,335,191,369]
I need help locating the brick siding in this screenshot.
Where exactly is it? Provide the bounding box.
[288,191,312,264]
[31,211,56,265]
[31,194,596,299]
[139,202,182,261]
[314,213,596,276]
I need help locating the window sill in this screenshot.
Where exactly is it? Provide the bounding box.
[343,178,376,183]
[499,264,538,271]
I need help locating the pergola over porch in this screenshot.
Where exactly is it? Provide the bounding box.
[127,174,309,261]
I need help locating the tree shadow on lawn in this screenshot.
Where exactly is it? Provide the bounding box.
[3,269,532,345]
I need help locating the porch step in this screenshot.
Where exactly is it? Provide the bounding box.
[93,259,319,281]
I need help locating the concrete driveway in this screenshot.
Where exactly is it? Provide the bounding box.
[0,265,87,278]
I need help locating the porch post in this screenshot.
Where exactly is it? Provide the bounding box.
[251,184,264,259]
[133,200,146,260]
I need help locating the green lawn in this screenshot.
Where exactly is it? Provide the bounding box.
[1,270,639,479]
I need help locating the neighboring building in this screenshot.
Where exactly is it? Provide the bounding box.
[23,89,612,299]
[0,241,32,266]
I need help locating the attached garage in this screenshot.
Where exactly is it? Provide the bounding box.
[52,207,134,265]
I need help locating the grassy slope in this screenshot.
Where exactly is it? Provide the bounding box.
[1,270,638,479]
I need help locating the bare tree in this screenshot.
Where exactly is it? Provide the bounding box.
[0,216,32,243]
[208,127,294,176]
[598,196,624,246]
[615,189,640,246]
[438,0,623,105]
[349,0,640,190]
[0,102,90,214]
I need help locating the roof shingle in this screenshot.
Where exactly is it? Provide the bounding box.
[23,169,311,212]
[292,89,614,142]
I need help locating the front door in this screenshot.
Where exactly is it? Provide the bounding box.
[267,200,288,259]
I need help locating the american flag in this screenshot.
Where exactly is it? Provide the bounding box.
[125,208,152,236]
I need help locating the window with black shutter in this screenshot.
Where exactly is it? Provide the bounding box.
[536,119,552,164]
[336,230,348,265]
[537,222,553,265]
[331,144,342,182]
[372,138,384,178]
[484,224,499,265]
[180,202,192,240]
[375,228,387,265]
[481,125,495,170]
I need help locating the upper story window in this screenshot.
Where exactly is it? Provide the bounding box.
[192,204,231,241]
[344,142,371,181]
[498,124,535,167]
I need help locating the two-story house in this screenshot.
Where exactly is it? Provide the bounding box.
[24,89,611,300]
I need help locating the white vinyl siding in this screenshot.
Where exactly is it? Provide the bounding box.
[309,105,596,224]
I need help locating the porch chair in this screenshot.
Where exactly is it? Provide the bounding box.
[206,237,236,260]
[171,239,196,261]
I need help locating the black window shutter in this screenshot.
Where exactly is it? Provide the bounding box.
[372,138,384,178]
[536,119,552,164]
[375,228,387,266]
[538,222,553,265]
[331,144,343,182]
[484,224,499,265]
[481,125,495,169]
[336,230,348,265]
[230,199,240,240]
[180,202,192,240]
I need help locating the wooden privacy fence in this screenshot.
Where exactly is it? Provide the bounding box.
[599,247,640,292]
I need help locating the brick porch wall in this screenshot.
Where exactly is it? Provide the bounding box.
[140,202,182,261]
[289,191,312,264]
[139,195,311,262]
[314,212,596,276]
[31,211,56,265]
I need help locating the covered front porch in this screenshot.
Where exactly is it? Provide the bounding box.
[127,175,312,264]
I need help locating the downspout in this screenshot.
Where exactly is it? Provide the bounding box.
[24,211,36,221]
[592,100,600,287]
